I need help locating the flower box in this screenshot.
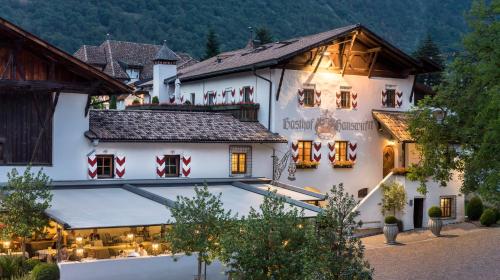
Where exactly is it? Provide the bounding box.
[333,161,354,168]
[296,161,319,169]
[391,167,409,175]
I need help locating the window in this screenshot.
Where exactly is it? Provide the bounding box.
[242,87,251,103]
[385,89,396,108]
[440,196,455,218]
[340,91,350,108]
[126,68,140,80]
[208,91,216,105]
[97,155,114,179]
[224,88,232,104]
[303,89,315,107]
[335,141,348,162]
[190,93,196,104]
[231,153,247,174]
[298,141,312,163]
[229,146,252,176]
[164,155,180,177]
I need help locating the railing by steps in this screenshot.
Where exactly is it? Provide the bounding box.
[352,172,396,229]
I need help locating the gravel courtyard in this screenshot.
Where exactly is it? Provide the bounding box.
[363,223,500,280]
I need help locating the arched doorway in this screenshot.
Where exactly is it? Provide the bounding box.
[383,145,395,177]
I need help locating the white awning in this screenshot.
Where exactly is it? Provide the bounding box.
[140,185,318,218]
[253,184,322,201]
[46,188,172,229]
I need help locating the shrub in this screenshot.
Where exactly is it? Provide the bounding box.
[385,216,397,224]
[466,197,483,220]
[480,209,497,227]
[152,96,159,104]
[31,263,59,280]
[22,258,41,273]
[132,98,141,105]
[490,208,500,222]
[396,219,404,232]
[0,255,23,278]
[428,206,442,218]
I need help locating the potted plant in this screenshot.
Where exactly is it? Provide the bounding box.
[428,206,442,237]
[383,216,399,245]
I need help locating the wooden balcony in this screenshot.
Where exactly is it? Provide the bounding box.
[128,103,260,122]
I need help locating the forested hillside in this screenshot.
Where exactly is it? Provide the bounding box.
[1,0,470,58]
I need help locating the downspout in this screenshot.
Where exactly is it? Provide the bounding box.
[253,68,272,130]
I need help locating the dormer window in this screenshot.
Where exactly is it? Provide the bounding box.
[126,68,140,80]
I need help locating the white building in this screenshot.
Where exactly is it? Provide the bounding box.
[155,24,465,230]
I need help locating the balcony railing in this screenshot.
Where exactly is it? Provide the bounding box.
[128,103,260,122]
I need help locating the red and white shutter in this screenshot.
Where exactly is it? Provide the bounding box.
[297,89,304,107]
[336,92,342,108]
[239,88,244,103]
[291,140,299,163]
[213,90,218,105]
[181,154,191,177]
[115,154,126,178]
[396,91,403,108]
[328,142,336,164]
[381,90,387,107]
[88,152,97,180]
[351,92,358,110]
[349,141,357,163]
[179,95,185,104]
[314,90,321,106]
[222,90,227,105]
[249,86,254,103]
[156,155,166,178]
[169,94,176,104]
[231,89,236,104]
[203,92,208,105]
[313,141,322,162]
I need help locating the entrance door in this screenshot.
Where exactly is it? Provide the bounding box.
[383,145,395,177]
[413,198,424,228]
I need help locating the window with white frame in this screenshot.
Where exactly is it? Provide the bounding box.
[224,88,232,104]
[126,68,140,80]
[96,155,114,179]
[340,90,350,108]
[229,146,252,176]
[242,86,251,103]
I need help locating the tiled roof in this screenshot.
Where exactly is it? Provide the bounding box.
[74,40,197,80]
[177,25,359,81]
[85,110,287,143]
[372,110,413,142]
[154,42,179,61]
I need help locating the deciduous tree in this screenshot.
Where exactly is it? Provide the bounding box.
[408,0,500,205]
[220,193,308,280]
[0,168,52,260]
[166,185,233,280]
[305,184,373,280]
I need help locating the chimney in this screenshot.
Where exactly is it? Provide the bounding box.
[152,41,179,103]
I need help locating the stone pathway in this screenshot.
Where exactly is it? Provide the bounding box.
[362,223,500,280]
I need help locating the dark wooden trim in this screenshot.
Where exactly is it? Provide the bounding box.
[29,91,60,164]
[0,80,91,92]
[276,68,286,101]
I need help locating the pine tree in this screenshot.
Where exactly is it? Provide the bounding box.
[109,95,117,109]
[408,0,500,204]
[255,27,273,44]
[204,29,220,60]
[413,34,445,88]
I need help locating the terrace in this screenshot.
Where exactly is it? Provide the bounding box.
[3,178,324,279]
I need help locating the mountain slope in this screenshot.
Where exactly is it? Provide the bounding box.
[1,0,470,58]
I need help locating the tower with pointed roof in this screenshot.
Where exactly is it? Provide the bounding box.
[153,41,179,102]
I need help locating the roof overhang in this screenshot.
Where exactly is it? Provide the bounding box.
[372,110,414,142]
[0,17,132,95]
[174,24,436,83]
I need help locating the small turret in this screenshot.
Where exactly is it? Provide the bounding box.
[153,41,178,103]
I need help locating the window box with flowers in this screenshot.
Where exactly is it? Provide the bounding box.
[296,161,319,169]
[332,161,354,169]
